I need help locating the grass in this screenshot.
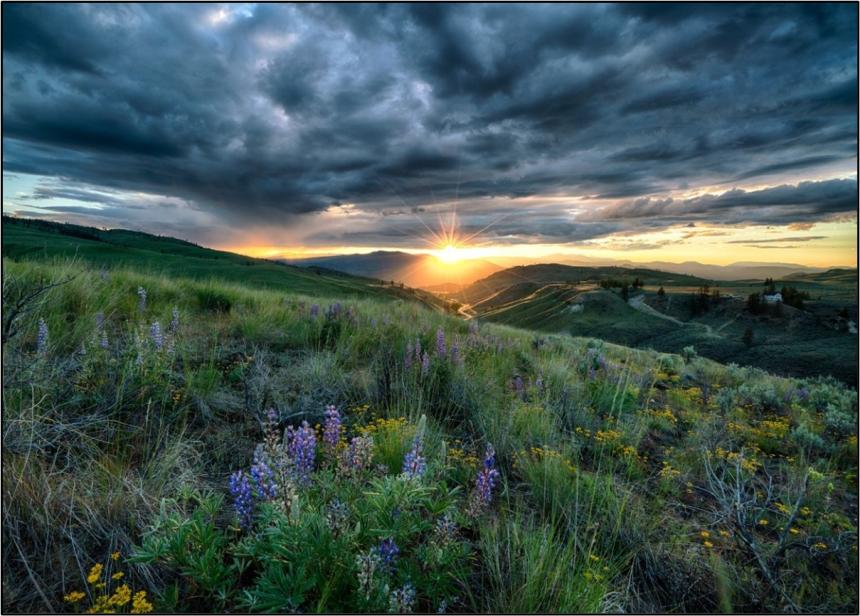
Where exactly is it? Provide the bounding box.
[1,256,857,614]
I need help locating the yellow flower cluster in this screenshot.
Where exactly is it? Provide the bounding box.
[64,553,153,614]
[714,447,761,473]
[593,429,622,444]
[515,447,577,474]
[358,416,408,436]
[658,461,681,479]
[447,447,479,468]
[648,407,678,424]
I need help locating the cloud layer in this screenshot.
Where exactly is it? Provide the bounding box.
[3,3,857,247]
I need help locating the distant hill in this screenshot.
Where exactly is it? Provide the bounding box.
[1,217,450,310]
[287,250,502,289]
[455,263,857,384]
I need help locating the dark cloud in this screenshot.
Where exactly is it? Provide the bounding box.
[2,3,857,245]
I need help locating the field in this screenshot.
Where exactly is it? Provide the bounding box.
[2,250,857,613]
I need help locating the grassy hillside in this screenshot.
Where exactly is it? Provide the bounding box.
[457,265,858,384]
[2,217,449,310]
[2,258,857,613]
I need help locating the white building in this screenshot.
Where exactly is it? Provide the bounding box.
[763,292,782,304]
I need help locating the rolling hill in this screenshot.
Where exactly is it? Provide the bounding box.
[456,263,858,384]
[1,217,450,311]
[287,250,502,290]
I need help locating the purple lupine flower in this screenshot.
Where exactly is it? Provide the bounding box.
[229,471,254,529]
[100,330,109,349]
[434,514,458,543]
[535,376,544,392]
[420,351,431,377]
[150,321,163,350]
[475,445,501,506]
[371,318,378,328]
[414,338,422,360]
[36,318,49,354]
[402,436,426,479]
[286,421,317,485]
[325,498,350,534]
[797,386,810,401]
[95,312,105,331]
[436,327,446,358]
[404,342,414,370]
[310,304,320,318]
[266,407,279,425]
[389,583,416,614]
[169,306,180,334]
[250,457,277,500]
[512,375,524,398]
[137,286,147,313]
[341,435,374,474]
[323,405,342,450]
[326,302,342,319]
[377,537,400,571]
[450,339,461,366]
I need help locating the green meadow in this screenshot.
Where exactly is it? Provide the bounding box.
[2,241,857,613]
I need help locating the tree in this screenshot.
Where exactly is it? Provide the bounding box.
[621,284,630,302]
[742,327,754,347]
[657,286,665,298]
[746,292,763,315]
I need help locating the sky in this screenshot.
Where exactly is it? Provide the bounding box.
[2,3,858,267]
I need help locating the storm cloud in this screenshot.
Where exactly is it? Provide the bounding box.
[2,3,857,246]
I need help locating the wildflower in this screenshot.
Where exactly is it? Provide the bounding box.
[813,542,828,551]
[36,318,49,353]
[436,327,446,357]
[512,375,524,398]
[377,537,400,571]
[310,303,319,318]
[109,584,132,607]
[589,554,600,562]
[356,550,381,599]
[789,527,800,535]
[137,286,147,312]
[149,321,163,350]
[420,351,431,377]
[468,320,479,336]
[64,591,86,603]
[535,376,544,392]
[474,444,501,506]
[450,339,461,366]
[95,311,105,331]
[87,563,104,584]
[111,572,125,580]
[249,456,277,500]
[703,540,714,549]
[414,338,422,360]
[325,498,350,534]
[228,470,254,528]
[404,342,414,370]
[323,405,342,451]
[286,421,317,485]
[169,306,180,333]
[130,590,153,614]
[434,513,458,543]
[758,518,769,526]
[389,583,416,614]
[340,435,374,475]
[700,530,711,539]
[402,436,426,479]
[719,530,731,538]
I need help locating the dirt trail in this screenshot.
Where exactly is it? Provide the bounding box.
[628,294,685,326]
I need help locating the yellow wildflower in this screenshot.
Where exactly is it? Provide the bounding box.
[789,527,799,535]
[131,590,154,614]
[64,591,86,603]
[813,542,828,551]
[719,530,731,538]
[111,551,121,561]
[109,584,132,607]
[703,541,714,549]
[87,563,104,584]
[589,554,600,562]
[112,572,125,580]
[700,530,710,539]
[758,519,769,526]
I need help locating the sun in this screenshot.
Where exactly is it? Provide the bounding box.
[437,243,462,264]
